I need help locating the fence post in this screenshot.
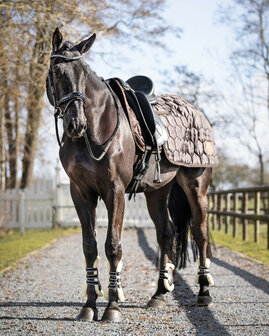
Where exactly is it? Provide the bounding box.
[242,192,248,241]
[53,160,61,227]
[254,191,260,243]
[233,192,238,237]
[19,189,26,236]
[218,194,224,231]
[213,194,217,230]
[225,193,231,234]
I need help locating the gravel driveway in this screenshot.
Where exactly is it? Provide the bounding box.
[0,227,268,335]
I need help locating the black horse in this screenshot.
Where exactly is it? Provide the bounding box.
[46,28,216,322]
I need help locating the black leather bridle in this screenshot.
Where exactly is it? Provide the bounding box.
[48,54,85,146]
[47,53,120,161]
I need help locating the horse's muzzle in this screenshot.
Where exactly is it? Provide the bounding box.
[66,117,87,138]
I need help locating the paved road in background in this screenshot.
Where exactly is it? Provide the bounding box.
[0,228,269,335]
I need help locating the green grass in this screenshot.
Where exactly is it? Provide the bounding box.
[210,222,269,265]
[0,227,81,272]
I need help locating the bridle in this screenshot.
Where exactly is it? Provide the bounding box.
[48,53,120,161]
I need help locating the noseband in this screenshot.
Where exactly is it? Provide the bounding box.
[48,53,120,161]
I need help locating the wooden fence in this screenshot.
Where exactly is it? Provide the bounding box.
[2,175,268,248]
[207,186,269,249]
[0,174,153,233]
[55,181,152,228]
[0,180,53,234]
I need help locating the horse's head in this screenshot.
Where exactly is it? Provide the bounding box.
[46,28,96,139]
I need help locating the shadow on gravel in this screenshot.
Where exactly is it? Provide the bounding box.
[137,228,231,336]
[0,316,76,322]
[212,258,269,295]
[0,301,82,307]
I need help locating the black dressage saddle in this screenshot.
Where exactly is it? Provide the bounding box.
[122,75,168,148]
[126,75,158,105]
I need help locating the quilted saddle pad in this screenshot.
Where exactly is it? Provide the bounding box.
[153,94,218,168]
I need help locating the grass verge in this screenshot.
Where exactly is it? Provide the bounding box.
[210,223,269,265]
[0,227,81,272]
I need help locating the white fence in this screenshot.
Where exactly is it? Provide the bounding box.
[0,176,153,232]
[55,182,152,228]
[0,180,53,234]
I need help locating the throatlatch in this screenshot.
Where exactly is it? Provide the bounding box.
[85,256,103,297]
[104,261,125,302]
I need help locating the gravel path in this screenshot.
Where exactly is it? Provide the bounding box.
[0,227,269,335]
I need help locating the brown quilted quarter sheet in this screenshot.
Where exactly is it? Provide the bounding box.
[154,94,219,167]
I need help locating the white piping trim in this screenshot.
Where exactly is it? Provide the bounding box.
[163,263,175,292]
[105,260,125,302]
[84,256,103,297]
[195,258,214,285]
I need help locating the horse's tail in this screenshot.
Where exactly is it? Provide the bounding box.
[168,181,198,269]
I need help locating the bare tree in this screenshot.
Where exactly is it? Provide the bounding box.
[218,0,269,185]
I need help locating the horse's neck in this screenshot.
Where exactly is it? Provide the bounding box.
[85,72,116,144]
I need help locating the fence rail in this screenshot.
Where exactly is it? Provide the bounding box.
[207,185,269,249]
[55,182,152,228]
[0,180,53,234]
[0,176,153,232]
[1,177,269,251]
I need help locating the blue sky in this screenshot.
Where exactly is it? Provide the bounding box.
[92,0,233,92]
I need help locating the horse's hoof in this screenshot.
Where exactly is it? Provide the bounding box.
[197,295,213,306]
[77,307,98,321]
[147,297,166,308]
[101,308,121,322]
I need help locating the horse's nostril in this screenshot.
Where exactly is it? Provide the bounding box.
[67,118,86,138]
[68,120,76,134]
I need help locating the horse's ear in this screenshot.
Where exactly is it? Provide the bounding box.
[75,33,96,54]
[52,27,63,52]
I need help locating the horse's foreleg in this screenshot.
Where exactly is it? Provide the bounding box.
[102,185,125,322]
[70,183,100,321]
[144,183,176,308]
[177,168,214,306]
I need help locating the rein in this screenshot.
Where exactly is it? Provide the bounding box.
[48,54,120,161]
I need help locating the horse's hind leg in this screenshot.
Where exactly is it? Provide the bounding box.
[101,183,125,322]
[176,167,214,306]
[70,183,100,321]
[144,182,177,308]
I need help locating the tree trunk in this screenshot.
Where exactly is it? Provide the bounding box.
[258,153,264,186]
[3,76,15,189]
[20,25,49,189]
[0,104,5,191]
[11,55,21,189]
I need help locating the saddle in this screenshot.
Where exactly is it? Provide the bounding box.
[115,76,168,148]
[126,75,158,105]
[107,76,168,198]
